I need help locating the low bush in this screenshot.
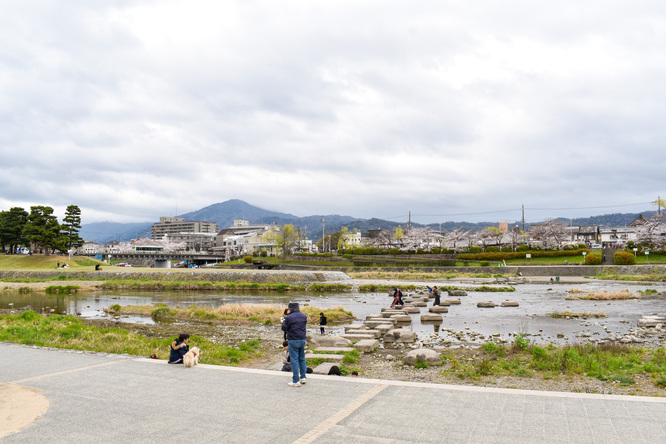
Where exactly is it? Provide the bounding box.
[613,251,635,265]
[585,252,602,265]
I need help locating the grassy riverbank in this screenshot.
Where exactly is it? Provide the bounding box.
[443,338,666,389]
[0,311,265,365]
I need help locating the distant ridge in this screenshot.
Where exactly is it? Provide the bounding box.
[79,199,657,243]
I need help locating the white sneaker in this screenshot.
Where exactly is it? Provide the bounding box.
[288,382,301,387]
[300,378,307,384]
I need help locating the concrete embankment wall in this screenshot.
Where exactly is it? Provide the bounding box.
[0,270,351,283]
[1,265,663,283]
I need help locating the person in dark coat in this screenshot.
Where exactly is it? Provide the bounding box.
[390,287,404,308]
[168,334,189,364]
[281,301,308,387]
[319,312,327,335]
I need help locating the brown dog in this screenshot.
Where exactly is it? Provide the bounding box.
[183,347,200,368]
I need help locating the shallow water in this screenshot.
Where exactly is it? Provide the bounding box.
[2,281,665,344]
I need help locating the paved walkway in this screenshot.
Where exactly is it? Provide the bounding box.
[2,343,666,443]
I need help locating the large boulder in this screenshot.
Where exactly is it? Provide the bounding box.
[383,328,417,343]
[638,315,666,327]
[403,349,443,366]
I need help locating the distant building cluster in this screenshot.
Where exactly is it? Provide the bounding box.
[78,213,666,257]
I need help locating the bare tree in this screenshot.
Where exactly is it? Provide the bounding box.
[530,219,568,249]
[444,228,468,252]
[400,227,433,250]
[635,214,666,248]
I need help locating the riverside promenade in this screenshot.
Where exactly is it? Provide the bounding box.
[2,343,666,443]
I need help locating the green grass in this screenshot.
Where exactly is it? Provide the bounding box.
[0,254,105,271]
[446,341,666,387]
[0,311,264,365]
[109,303,355,324]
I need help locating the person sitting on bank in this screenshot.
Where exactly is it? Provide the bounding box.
[168,334,190,364]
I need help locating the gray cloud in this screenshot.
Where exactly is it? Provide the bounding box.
[1,1,664,226]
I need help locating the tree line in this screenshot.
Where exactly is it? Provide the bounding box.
[0,205,84,255]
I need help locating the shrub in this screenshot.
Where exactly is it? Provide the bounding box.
[431,247,441,254]
[500,246,513,253]
[389,248,400,255]
[260,250,268,257]
[516,245,530,252]
[614,251,635,265]
[585,252,602,265]
[243,256,253,263]
[480,261,489,267]
[486,246,499,253]
[468,246,483,254]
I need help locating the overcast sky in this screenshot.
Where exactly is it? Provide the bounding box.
[1,1,665,225]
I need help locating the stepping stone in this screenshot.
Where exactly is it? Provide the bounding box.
[304,353,344,362]
[402,306,421,313]
[477,301,496,308]
[390,314,412,323]
[366,317,396,323]
[353,339,379,352]
[501,301,519,307]
[365,320,396,329]
[341,333,377,343]
[420,313,443,322]
[346,329,381,338]
[429,306,449,313]
[313,347,354,353]
[375,324,393,334]
[448,290,468,296]
[344,324,366,332]
[413,302,428,307]
[308,335,352,348]
[380,310,405,318]
[445,299,461,305]
[313,362,340,375]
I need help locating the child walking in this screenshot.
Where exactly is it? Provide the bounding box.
[319,312,327,335]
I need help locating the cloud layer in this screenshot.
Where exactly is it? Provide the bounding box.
[1,1,664,224]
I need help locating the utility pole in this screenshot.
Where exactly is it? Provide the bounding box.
[521,205,525,232]
[322,217,325,253]
[408,211,411,229]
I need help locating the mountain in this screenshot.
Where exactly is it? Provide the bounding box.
[180,199,296,229]
[79,200,658,244]
[79,221,153,244]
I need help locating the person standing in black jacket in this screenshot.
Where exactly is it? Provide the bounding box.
[319,312,327,335]
[281,301,308,387]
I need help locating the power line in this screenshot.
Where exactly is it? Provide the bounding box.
[528,202,651,211]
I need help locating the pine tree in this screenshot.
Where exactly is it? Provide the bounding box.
[62,205,84,249]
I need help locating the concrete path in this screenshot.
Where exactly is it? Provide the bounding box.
[2,343,666,443]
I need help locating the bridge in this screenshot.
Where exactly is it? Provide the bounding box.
[85,252,227,268]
